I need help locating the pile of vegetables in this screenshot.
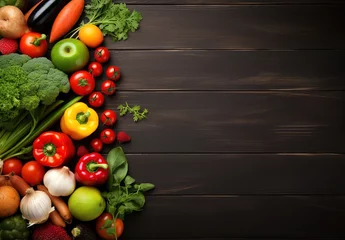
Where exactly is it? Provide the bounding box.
[0,0,153,239]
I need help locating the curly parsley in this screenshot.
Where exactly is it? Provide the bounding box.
[117,102,149,122]
[69,0,143,42]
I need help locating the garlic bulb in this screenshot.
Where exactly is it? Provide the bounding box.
[43,166,76,197]
[20,188,54,227]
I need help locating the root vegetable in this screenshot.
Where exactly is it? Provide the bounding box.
[0,6,28,39]
[0,185,20,218]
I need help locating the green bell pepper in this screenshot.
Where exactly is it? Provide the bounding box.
[0,214,30,240]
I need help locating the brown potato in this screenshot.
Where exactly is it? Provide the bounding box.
[0,6,28,39]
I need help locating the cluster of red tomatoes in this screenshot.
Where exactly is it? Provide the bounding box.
[69,46,124,152]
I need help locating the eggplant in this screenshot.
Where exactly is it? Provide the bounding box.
[26,0,68,34]
[71,223,98,240]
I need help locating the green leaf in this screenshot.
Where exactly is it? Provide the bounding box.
[125,192,145,210]
[106,227,116,237]
[106,147,128,190]
[139,183,155,192]
[124,175,136,186]
[102,219,113,229]
[106,204,116,216]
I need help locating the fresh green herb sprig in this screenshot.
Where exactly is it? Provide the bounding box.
[69,0,143,42]
[117,102,149,122]
[102,147,154,239]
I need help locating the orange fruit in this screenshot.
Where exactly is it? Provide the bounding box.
[78,24,104,48]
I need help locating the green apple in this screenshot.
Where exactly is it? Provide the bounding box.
[68,186,106,221]
[51,39,89,73]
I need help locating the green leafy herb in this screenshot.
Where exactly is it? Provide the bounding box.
[69,0,143,42]
[103,146,155,222]
[117,102,149,122]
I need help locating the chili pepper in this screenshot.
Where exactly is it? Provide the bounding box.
[117,131,131,143]
[60,102,99,140]
[33,131,75,167]
[74,152,109,186]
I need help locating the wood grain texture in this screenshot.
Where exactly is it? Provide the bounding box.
[121,196,345,239]
[104,50,345,90]
[123,0,344,4]
[104,5,345,50]
[100,91,345,153]
[124,154,345,195]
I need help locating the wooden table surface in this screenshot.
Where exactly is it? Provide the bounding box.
[105,0,345,239]
[22,0,344,238]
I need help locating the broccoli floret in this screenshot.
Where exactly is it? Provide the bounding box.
[0,66,26,111]
[0,53,31,69]
[0,54,71,130]
[22,57,55,73]
[26,67,70,105]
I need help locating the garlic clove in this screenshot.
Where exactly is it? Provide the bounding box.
[26,207,55,227]
[20,188,54,227]
[43,166,76,197]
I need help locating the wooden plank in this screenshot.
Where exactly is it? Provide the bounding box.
[123,0,344,4]
[105,50,345,90]
[104,5,345,50]
[124,154,345,195]
[100,92,345,153]
[121,196,345,238]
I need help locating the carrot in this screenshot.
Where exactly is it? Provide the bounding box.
[8,173,30,197]
[24,0,44,22]
[49,210,66,228]
[49,0,85,43]
[37,185,73,224]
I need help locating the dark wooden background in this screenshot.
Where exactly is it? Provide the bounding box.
[23,0,345,238]
[100,0,345,239]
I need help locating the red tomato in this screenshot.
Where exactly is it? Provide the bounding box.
[21,161,45,186]
[106,66,121,81]
[100,129,116,144]
[88,91,105,108]
[100,110,117,126]
[70,70,95,96]
[19,32,48,58]
[94,47,110,63]
[95,213,124,239]
[101,80,116,95]
[90,138,103,152]
[88,62,103,77]
[2,158,23,175]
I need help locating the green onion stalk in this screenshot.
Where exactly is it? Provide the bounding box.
[0,96,83,171]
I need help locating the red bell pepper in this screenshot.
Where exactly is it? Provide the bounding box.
[74,152,109,186]
[33,131,75,167]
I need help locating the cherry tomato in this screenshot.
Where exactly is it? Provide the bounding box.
[90,138,103,152]
[106,66,121,81]
[101,80,116,95]
[94,46,110,63]
[70,70,95,96]
[100,109,117,126]
[88,91,105,108]
[2,158,23,175]
[19,32,48,58]
[95,213,124,239]
[88,62,103,77]
[100,129,116,144]
[21,161,45,186]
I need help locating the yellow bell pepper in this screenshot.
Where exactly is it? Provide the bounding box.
[60,102,99,140]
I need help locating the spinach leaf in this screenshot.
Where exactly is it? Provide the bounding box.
[106,147,128,191]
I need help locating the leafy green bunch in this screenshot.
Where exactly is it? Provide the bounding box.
[69,0,143,42]
[102,147,154,239]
